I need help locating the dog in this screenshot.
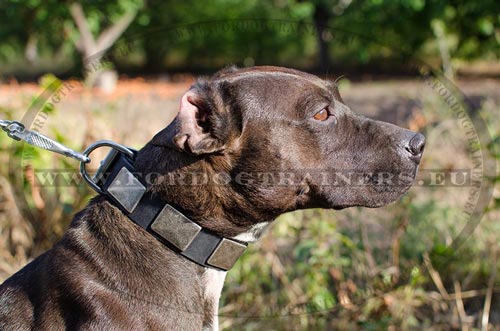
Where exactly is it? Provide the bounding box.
[0,66,424,330]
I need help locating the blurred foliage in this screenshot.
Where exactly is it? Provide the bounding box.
[0,0,498,76]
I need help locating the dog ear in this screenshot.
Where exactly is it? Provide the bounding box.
[151,87,228,155]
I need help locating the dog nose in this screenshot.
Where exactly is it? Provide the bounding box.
[405,133,425,162]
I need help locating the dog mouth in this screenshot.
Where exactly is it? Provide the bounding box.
[359,166,419,207]
[366,168,417,191]
[316,165,420,209]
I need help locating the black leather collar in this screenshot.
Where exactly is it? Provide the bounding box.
[87,146,247,271]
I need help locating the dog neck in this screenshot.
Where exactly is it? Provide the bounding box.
[131,143,277,329]
[134,143,276,239]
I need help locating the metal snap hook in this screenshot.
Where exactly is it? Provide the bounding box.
[80,140,136,194]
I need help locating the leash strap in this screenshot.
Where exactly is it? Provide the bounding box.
[83,143,247,271]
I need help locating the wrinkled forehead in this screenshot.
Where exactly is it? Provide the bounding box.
[212,68,337,120]
[213,67,333,91]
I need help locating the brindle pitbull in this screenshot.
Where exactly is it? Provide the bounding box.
[0,66,424,330]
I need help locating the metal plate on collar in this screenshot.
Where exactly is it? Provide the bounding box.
[206,238,246,270]
[107,167,146,213]
[151,204,202,251]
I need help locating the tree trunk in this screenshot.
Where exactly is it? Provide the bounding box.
[313,3,331,73]
[69,2,137,91]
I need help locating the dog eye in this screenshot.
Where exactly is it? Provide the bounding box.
[313,107,330,121]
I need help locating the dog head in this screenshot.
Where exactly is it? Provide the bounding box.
[137,66,424,236]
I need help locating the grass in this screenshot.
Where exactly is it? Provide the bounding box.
[0,74,498,330]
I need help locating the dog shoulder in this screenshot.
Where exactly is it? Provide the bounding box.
[0,253,50,330]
